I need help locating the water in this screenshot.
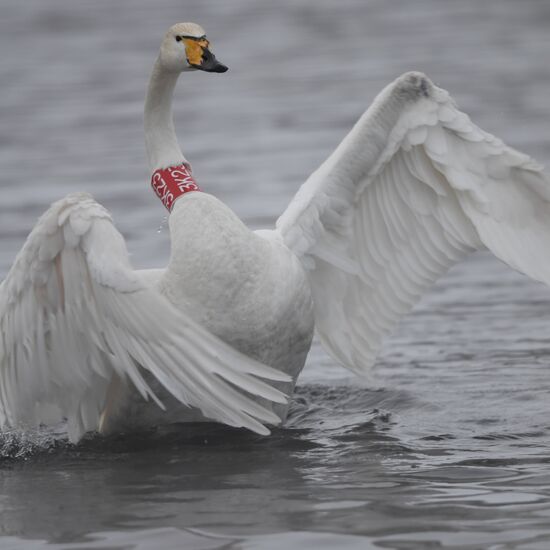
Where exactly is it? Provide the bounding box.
[1,0,550,548]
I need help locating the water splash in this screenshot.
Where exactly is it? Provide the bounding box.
[156,215,168,234]
[0,426,69,460]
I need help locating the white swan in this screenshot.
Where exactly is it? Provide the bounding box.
[1,22,549,442]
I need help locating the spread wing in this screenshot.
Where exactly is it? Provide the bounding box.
[0,193,290,441]
[276,72,550,373]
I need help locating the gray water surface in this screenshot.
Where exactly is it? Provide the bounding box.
[2,1,550,548]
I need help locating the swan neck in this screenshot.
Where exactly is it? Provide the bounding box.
[144,57,187,172]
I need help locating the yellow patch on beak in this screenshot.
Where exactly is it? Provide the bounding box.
[184,38,210,67]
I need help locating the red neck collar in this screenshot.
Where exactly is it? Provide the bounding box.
[151,163,201,211]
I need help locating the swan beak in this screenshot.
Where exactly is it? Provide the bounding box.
[185,39,228,73]
[198,47,228,73]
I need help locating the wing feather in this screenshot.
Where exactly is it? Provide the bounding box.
[277,71,549,373]
[0,193,290,440]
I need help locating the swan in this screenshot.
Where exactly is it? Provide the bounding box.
[1,22,550,443]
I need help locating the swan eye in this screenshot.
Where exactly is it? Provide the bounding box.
[175,36,182,42]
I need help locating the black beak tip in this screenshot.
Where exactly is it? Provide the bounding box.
[214,63,229,73]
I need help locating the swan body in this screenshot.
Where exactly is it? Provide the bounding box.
[100,194,314,434]
[2,22,550,442]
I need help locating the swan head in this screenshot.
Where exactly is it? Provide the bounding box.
[159,22,228,74]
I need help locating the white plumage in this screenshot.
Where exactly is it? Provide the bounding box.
[1,22,549,442]
[0,194,291,441]
[277,72,548,373]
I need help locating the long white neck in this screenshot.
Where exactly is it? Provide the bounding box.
[144,57,187,172]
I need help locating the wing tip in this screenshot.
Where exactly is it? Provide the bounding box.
[251,424,271,436]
